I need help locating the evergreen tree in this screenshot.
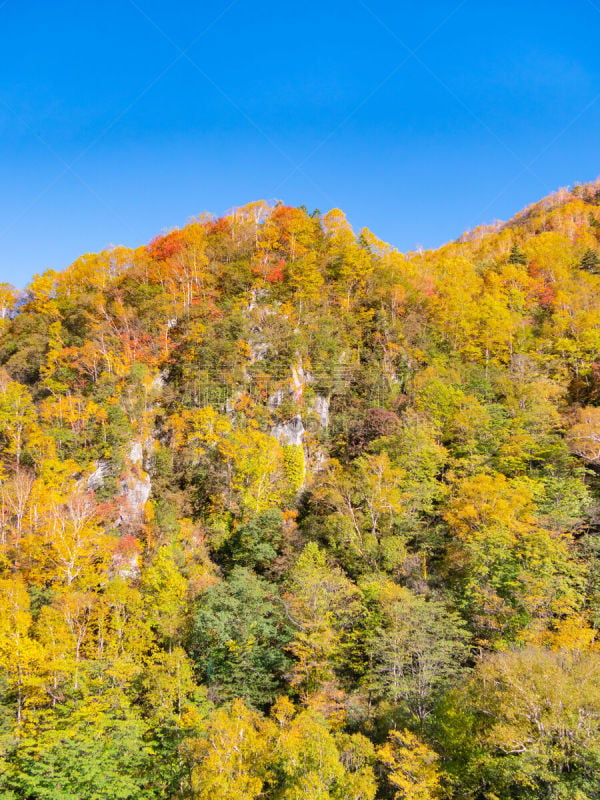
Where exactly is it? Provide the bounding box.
[508,243,527,265]
[189,567,292,707]
[580,247,600,272]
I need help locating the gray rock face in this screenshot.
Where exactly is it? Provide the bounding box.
[271,414,305,446]
[143,436,158,472]
[115,439,152,527]
[119,472,151,526]
[313,395,330,429]
[291,363,313,401]
[248,341,269,362]
[86,440,153,530]
[112,551,140,581]
[128,441,143,466]
[87,460,110,491]
[152,371,167,392]
[268,388,285,411]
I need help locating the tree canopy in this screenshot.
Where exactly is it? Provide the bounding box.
[2,185,600,797]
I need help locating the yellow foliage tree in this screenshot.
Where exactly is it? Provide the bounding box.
[378,729,441,800]
[188,698,272,800]
[0,576,46,719]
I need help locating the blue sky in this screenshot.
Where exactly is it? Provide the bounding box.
[1,0,599,285]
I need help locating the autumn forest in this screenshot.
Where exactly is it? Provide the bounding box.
[2,183,600,798]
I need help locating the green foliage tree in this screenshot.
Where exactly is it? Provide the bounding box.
[579,247,600,272]
[508,243,527,265]
[190,567,292,707]
[218,509,284,571]
[364,581,471,725]
[453,647,600,800]
[1,698,159,800]
[285,543,362,702]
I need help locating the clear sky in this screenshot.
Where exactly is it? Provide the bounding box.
[1,0,599,286]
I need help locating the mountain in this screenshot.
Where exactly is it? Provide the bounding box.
[1,185,600,798]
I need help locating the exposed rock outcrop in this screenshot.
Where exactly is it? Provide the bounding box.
[271,414,305,446]
[313,395,330,429]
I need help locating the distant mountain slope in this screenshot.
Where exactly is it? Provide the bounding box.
[1,186,600,798]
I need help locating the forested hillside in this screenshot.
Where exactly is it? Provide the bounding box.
[2,182,600,798]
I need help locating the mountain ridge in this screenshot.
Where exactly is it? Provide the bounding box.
[0,183,600,798]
